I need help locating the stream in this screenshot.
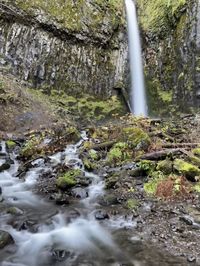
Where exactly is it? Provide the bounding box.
[0,133,188,266]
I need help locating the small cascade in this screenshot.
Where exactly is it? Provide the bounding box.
[125,0,147,116]
[0,136,136,266]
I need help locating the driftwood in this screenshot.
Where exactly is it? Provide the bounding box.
[149,131,174,142]
[162,143,200,149]
[139,148,184,161]
[90,140,116,151]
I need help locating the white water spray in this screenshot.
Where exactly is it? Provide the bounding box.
[125,0,147,116]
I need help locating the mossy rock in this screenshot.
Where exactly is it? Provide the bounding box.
[20,137,41,158]
[173,159,200,181]
[156,159,173,175]
[126,199,138,210]
[65,127,81,142]
[122,127,150,150]
[192,148,200,158]
[56,169,81,189]
[83,158,97,171]
[137,0,187,36]
[194,182,200,193]
[5,140,16,150]
[105,174,119,189]
[88,149,99,161]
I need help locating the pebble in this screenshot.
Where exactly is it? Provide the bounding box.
[187,255,196,263]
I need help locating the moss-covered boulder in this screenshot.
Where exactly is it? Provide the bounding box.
[122,127,150,150]
[56,169,81,189]
[156,159,173,175]
[173,159,200,181]
[193,148,200,158]
[126,199,138,210]
[5,140,17,150]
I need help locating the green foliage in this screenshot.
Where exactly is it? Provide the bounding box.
[137,160,156,174]
[144,171,165,195]
[83,158,97,171]
[107,142,131,164]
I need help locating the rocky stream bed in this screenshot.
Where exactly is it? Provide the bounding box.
[0,113,200,266]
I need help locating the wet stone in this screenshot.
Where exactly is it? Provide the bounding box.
[14,220,38,232]
[52,250,71,262]
[71,187,88,199]
[179,216,193,225]
[187,255,196,263]
[0,162,11,172]
[0,230,14,249]
[50,193,69,205]
[94,210,109,220]
[66,209,81,223]
[7,207,24,216]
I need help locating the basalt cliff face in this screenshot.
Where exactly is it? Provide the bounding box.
[0,0,127,97]
[137,0,200,116]
[1,0,200,115]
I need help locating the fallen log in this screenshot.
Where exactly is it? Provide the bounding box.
[162,143,200,149]
[139,148,184,161]
[90,140,116,151]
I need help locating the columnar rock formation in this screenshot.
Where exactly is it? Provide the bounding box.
[0,1,127,96]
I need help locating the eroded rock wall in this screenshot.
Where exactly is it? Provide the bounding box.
[137,0,200,116]
[0,1,127,97]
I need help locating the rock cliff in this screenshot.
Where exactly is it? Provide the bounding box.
[137,0,200,115]
[0,0,127,97]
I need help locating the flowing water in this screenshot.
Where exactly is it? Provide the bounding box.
[0,134,189,266]
[125,0,147,116]
[0,133,138,266]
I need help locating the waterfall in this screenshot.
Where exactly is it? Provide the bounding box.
[125,0,147,116]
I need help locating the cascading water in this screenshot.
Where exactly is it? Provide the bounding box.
[0,135,136,266]
[125,0,147,116]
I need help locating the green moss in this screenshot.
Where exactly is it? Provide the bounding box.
[173,159,200,180]
[194,182,200,193]
[193,148,200,157]
[5,140,16,149]
[15,0,123,33]
[137,0,187,36]
[156,159,173,175]
[105,174,119,189]
[83,158,97,171]
[88,149,99,160]
[126,199,138,210]
[20,136,41,158]
[122,127,150,149]
[56,169,81,189]
[146,76,175,117]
